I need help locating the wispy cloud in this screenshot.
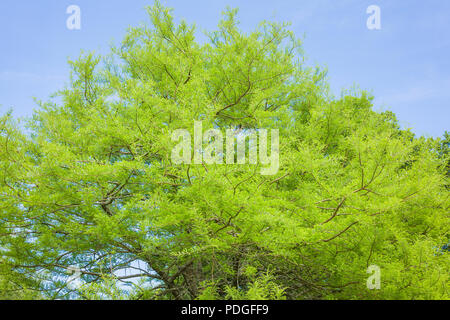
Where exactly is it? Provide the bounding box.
[0,71,65,82]
[376,78,450,107]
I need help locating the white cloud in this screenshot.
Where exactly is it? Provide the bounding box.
[0,71,65,82]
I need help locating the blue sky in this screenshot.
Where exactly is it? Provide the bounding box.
[1,0,449,137]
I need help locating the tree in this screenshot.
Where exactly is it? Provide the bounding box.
[0,2,448,300]
[0,258,41,299]
[437,131,450,178]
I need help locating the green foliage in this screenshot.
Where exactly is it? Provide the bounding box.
[224,272,286,300]
[0,258,41,299]
[0,2,448,300]
[436,131,450,178]
[77,275,129,300]
[197,270,286,300]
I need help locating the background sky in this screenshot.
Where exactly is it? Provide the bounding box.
[1,0,449,137]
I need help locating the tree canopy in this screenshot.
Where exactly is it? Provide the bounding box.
[0,2,448,300]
